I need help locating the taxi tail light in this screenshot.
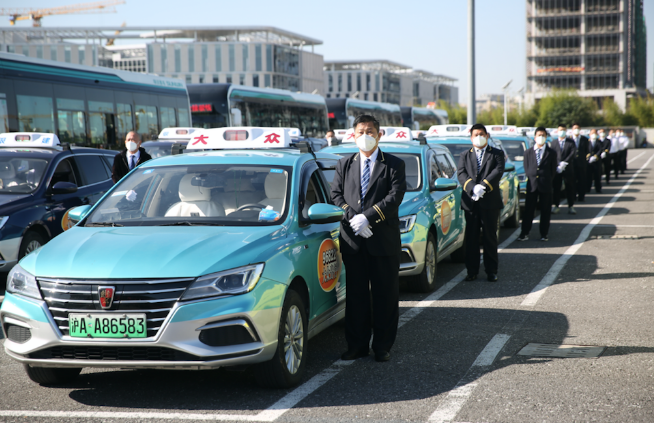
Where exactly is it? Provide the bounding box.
[223,130,249,141]
[15,135,30,141]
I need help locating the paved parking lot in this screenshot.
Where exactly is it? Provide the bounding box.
[1,150,653,423]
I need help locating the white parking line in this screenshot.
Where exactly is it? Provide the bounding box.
[0,410,261,421]
[428,150,654,423]
[627,151,645,164]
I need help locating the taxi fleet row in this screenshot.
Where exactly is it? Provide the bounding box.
[0,126,470,389]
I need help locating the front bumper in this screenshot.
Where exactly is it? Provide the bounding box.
[1,281,284,370]
[399,225,428,277]
[0,235,21,272]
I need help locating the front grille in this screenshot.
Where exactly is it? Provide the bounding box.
[37,277,194,337]
[28,346,261,362]
[6,324,31,343]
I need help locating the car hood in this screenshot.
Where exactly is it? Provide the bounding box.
[21,226,283,279]
[399,191,426,217]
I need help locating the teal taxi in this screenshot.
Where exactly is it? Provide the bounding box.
[323,127,465,293]
[1,127,347,388]
[425,125,520,229]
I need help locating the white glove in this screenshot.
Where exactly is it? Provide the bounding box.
[125,190,137,202]
[356,226,373,238]
[601,152,607,159]
[559,161,568,169]
[556,165,564,174]
[473,184,486,198]
[589,156,597,164]
[349,214,369,233]
[472,193,480,201]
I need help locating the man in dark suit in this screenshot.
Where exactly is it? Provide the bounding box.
[571,123,590,202]
[586,129,603,194]
[518,127,558,242]
[457,123,505,282]
[550,124,577,215]
[112,131,153,183]
[331,114,406,362]
[598,129,612,185]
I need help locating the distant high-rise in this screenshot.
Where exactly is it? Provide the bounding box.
[526,0,647,110]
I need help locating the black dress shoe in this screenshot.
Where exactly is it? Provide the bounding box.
[464,274,478,281]
[341,349,369,361]
[374,350,391,362]
[487,273,498,282]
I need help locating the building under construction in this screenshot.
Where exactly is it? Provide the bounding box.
[526,0,647,110]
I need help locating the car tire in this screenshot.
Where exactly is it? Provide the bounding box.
[504,200,520,228]
[255,289,307,388]
[18,231,47,259]
[409,233,437,293]
[24,365,82,385]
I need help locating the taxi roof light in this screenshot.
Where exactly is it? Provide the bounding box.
[158,127,198,140]
[185,127,292,150]
[0,132,61,148]
[342,127,417,144]
[426,125,471,137]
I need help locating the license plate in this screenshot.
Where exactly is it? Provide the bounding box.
[68,313,147,338]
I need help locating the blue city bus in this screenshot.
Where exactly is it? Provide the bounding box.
[326,98,403,130]
[0,52,191,149]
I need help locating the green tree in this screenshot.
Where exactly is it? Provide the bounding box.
[626,96,654,127]
[535,90,599,127]
[602,99,625,126]
[437,100,467,124]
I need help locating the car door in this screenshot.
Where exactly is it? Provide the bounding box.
[432,151,461,249]
[43,156,87,237]
[73,154,114,205]
[295,162,344,321]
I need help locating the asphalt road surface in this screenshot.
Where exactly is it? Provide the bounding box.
[1,150,653,423]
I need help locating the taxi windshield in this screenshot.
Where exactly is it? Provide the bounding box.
[0,156,49,194]
[84,164,292,227]
[429,143,472,164]
[497,139,527,162]
[142,144,174,159]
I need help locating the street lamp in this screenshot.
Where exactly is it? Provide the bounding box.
[503,79,512,126]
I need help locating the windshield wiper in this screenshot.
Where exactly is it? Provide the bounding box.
[159,221,223,226]
[86,222,124,227]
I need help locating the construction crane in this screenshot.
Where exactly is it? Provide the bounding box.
[105,21,126,46]
[0,0,125,27]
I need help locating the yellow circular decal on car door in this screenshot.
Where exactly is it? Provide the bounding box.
[441,201,452,235]
[318,239,342,292]
[61,207,77,231]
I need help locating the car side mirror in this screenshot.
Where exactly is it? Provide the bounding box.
[504,163,516,172]
[67,205,92,227]
[50,181,78,195]
[433,178,457,191]
[307,203,344,224]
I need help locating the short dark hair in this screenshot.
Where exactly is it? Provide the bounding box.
[572,123,580,127]
[353,114,380,133]
[470,123,487,135]
[535,127,547,135]
[558,124,566,129]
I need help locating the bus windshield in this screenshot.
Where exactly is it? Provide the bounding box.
[496,139,527,161]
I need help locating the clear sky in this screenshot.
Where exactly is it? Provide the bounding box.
[2,0,653,104]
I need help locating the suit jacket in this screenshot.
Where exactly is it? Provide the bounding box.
[331,149,406,256]
[588,138,603,161]
[524,145,558,193]
[112,147,153,183]
[457,145,505,211]
[550,137,576,175]
[572,135,590,168]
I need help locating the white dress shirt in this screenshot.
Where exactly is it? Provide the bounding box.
[126,149,141,169]
[359,147,379,177]
[619,135,629,151]
[609,137,620,154]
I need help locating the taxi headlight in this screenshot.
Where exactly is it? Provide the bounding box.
[399,215,417,234]
[6,264,41,300]
[181,264,265,301]
[517,174,527,182]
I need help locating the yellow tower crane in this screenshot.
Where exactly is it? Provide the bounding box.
[0,0,125,27]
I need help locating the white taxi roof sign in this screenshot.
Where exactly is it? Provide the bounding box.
[158,127,198,140]
[0,132,60,148]
[333,129,348,141]
[379,127,413,142]
[186,127,292,150]
[487,125,519,135]
[285,128,302,138]
[426,125,471,137]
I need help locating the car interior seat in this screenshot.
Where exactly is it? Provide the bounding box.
[260,172,287,212]
[165,174,225,217]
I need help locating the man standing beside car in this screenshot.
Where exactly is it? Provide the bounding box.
[112,131,153,183]
[457,123,505,282]
[331,114,406,363]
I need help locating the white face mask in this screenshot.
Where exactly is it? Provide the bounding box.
[126,141,138,152]
[599,133,606,140]
[535,136,546,146]
[472,135,487,148]
[355,134,378,152]
[558,132,566,140]
[573,128,580,136]
[590,134,598,141]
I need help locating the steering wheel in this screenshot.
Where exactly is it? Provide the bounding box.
[235,203,265,212]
